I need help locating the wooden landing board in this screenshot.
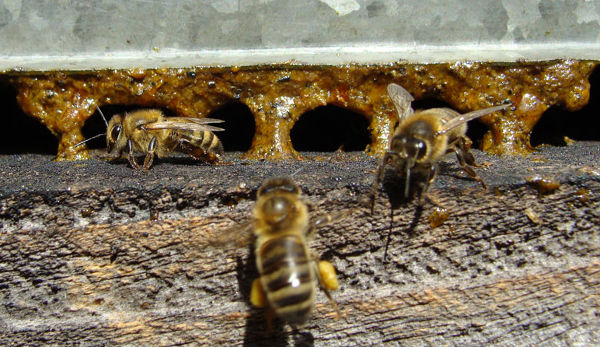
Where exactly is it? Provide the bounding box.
[1,143,599,345]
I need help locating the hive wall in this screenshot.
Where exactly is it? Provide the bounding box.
[10,61,596,160]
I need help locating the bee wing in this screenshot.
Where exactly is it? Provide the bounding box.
[306,209,355,239]
[437,103,511,135]
[313,209,354,228]
[208,220,254,249]
[167,117,225,125]
[387,83,414,121]
[142,117,225,132]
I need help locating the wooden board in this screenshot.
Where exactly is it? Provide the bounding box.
[1,142,599,346]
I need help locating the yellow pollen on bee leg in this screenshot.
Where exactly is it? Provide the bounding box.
[318,261,338,291]
[250,278,267,308]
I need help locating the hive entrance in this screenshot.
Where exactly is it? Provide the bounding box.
[530,67,600,147]
[290,105,370,152]
[0,82,57,155]
[206,102,255,152]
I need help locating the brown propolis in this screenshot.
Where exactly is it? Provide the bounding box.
[10,60,596,160]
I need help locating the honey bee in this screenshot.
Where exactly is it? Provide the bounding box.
[370,83,511,211]
[105,109,225,170]
[248,177,342,328]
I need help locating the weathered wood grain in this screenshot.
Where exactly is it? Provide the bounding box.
[1,143,599,346]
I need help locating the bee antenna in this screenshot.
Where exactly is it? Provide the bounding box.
[404,153,419,198]
[73,133,106,148]
[96,105,109,128]
[404,165,411,198]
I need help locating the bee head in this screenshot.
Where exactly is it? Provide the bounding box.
[390,136,427,166]
[257,177,302,226]
[391,118,433,166]
[106,114,124,153]
[262,195,294,225]
[390,135,428,198]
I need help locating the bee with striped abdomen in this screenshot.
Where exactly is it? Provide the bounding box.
[249,177,342,328]
[370,83,511,211]
[105,109,224,171]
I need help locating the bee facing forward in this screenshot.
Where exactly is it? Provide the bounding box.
[106,109,224,171]
[250,177,341,328]
[370,83,511,211]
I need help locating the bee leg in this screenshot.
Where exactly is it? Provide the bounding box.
[417,164,445,208]
[456,136,479,167]
[416,164,434,205]
[454,137,487,189]
[369,152,394,214]
[250,278,276,335]
[425,194,444,209]
[314,260,340,318]
[125,139,142,170]
[264,308,276,336]
[382,207,393,265]
[142,137,157,171]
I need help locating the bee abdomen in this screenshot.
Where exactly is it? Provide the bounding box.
[270,282,314,325]
[178,130,224,162]
[258,235,316,325]
[193,130,224,155]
